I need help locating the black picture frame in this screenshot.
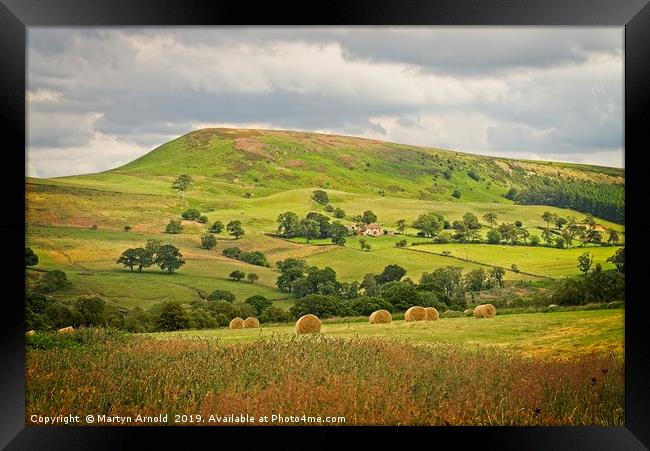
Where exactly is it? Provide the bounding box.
[2,0,648,448]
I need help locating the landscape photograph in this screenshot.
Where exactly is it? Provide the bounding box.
[25,27,624,426]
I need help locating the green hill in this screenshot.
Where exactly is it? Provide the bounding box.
[50,128,623,218]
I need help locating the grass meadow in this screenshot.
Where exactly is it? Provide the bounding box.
[152,309,623,356]
[26,311,624,426]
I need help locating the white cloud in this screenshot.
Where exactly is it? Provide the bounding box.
[27,88,63,103]
[27,132,154,178]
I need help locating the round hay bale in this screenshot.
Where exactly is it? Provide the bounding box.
[482,303,497,318]
[404,306,426,322]
[57,326,75,334]
[369,309,392,324]
[474,304,497,319]
[26,330,36,336]
[243,317,259,328]
[229,317,245,329]
[295,314,321,334]
[424,307,439,321]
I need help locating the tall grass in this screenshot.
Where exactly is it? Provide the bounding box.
[26,332,623,426]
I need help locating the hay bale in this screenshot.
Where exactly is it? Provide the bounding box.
[424,307,439,321]
[369,309,392,324]
[26,330,36,336]
[295,314,321,334]
[229,317,245,329]
[482,303,497,318]
[404,306,426,322]
[243,317,259,328]
[57,326,75,334]
[474,304,497,319]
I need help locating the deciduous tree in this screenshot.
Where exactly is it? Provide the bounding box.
[165,219,183,234]
[154,244,185,273]
[201,233,217,250]
[311,190,329,205]
[229,270,246,281]
[577,252,594,274]
[226,220,245,239]
[483,212,498,228]
[209,221,224,234]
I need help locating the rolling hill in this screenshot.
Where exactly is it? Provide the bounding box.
[54,128,625,207]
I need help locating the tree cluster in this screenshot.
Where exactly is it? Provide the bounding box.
[181,208,208,224]
[550,265,624,306]
[26,286,291,333]
[117,239,185,274]
[26,293,126,331]
[277,211,351,245]
[275,260,489,319]
[33,269,72,293]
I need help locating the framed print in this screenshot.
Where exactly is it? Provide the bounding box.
[2,0,649,448]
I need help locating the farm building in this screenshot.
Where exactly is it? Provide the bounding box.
[355,223,387,236]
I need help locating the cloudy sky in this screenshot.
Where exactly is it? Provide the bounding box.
[26,27,624,178]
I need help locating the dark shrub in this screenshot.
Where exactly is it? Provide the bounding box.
[259,306,293,323]
[124,307,154,333]
[348,296,394,316]
[245,295,273,315]
[155,303,190,331]
[380,282,421,312]
[207,289,236,302]
[36,270,72,293]
[289,295,350,319]
[181,208,201,221]
[74,296,107,326]
[43,302,83,329]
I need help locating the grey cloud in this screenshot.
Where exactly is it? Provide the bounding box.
[26,27,624,177]
[124,27,622,75]
[28,112,98,148]
[337,28,622,75]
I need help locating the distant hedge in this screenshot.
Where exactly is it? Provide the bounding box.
[222,247,270,267]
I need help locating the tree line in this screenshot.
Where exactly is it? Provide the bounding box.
[506,179,624,224]
[273,257,511,311]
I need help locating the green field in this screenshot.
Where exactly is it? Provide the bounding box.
[151,309,623,356]
[409,244,621,278]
